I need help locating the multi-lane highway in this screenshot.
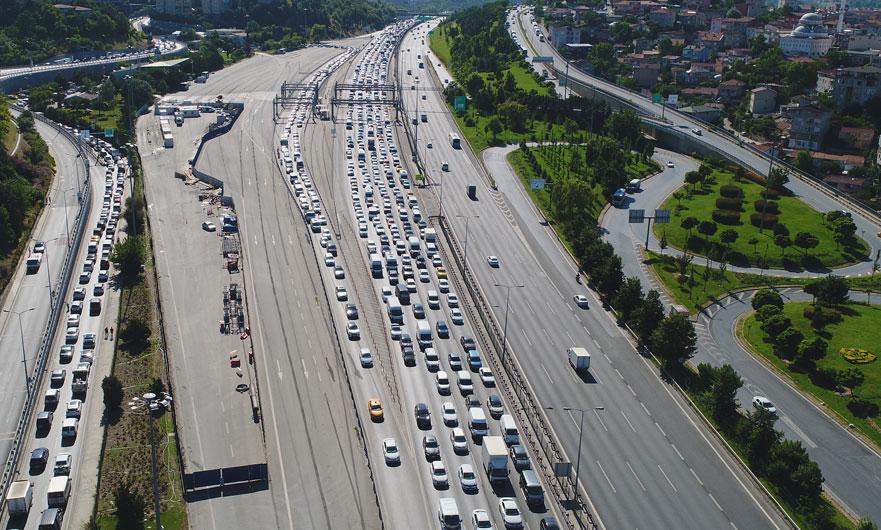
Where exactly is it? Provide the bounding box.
[401,18,791,529]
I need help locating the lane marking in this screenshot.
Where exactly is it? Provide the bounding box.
[627,461,646,491]
[301,358,309,379]
[520,328,533,346]
[655,421,667,438]
[593,408,608,432]
[540,362,554,384]
[597,461,616,493]
[709,492,723,511]
[640,402,651,417]
[690,467,704,486]
[658,464,678,493]
[621,410,636,433]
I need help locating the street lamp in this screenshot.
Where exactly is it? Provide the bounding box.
[4,307,36,389]
[59,185,77,243]
[494,283,524,365]
[545,405,604,506]
[455,214,480,270]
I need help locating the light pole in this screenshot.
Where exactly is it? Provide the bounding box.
[455,214,480,270]
[59,185,77,243]
[494,283,524,365]
[4,307,36,389]
[545,405,602,505]
[39,236,62,305]
[414,78,421,168]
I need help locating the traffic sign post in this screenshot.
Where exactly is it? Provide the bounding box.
[453,95,467,112]
[628,207,670,249]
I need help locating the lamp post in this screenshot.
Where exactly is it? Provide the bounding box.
[494,283,524,365]
[59,185,77,243]
[545,405,603,505]
[39,236,62,305]
[4,307,36,389]
[455,214,480,270]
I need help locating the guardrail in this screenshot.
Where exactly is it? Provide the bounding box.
[0,109,93,511]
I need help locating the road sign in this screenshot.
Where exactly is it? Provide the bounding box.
[104,128,114,138]
[629,209,645,223]
[655,208,671,224]
[454,96,467,112]
[532,56,554,63]
[78,129,91,139]
[530,178,546,190]
[559,77,567,86]
[667,94,679,105]
[652,94,662,103]
[553,462,572,478]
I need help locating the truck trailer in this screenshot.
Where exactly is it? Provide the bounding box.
[6,480,32,516]
[481,436,509,484]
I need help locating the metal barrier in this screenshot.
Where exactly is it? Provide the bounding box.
[0,110,93,510]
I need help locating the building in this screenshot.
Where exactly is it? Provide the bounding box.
[548,24,582,49]
[718,78,746,100]
[838,126,876,150]
[781,102,832,150]
[779,12,833,56]
[53,3,92,15]
[823,174,867,193]
[679,104,724,121]
[649,7,676,28]
[633,63,660,88]
[842,29,881,52]
[155,0,191,17]
[697,31,726,51]
[709,16,755,47]
[201,0,232,16]
[682,45,712,61]
[207,28,248,46]
[749,86,777,115]
[816,65,881,106]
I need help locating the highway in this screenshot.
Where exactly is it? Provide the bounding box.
[405,19,789,529]
[511,7,881,278]
[295,21,563,529]
[0,116,86,468]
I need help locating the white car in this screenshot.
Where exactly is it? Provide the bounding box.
[472,509,493,529]
[66,399,83,418]
[54,453,72,476]
[752,396,777,415]
[430,460,449,488]
[334,266,345,279]
[360,348,373,367]
[324,253,335,267]
[419,270,430,283]
[573,295,589,308]
[447,293,459,308]
[666,160,674,168]
[450,427,468,455]
[450,308,464,325]
[441,402,458,426]
[346,322,360,340]
[487,256,500,268]
[438,279,449,293]
[498,498,523,529]
[202,221,216,231]
[382,438,400,465]
[335,286,348,301]
[459,464,478,493]
[479,367,496,387]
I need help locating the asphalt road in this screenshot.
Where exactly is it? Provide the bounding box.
[0,117,86,472]
[297,22,563,529]
[511,7,881,278]
[173,45,382,530]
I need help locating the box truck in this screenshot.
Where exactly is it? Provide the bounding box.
[6,480,33,516]
[481,436,509,484]
[567,347,591,372]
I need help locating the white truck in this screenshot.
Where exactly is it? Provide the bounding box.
[71,363,90,393]
[46,476,70,508]
[481,436,509,484]
[567,347,591,372]
[6,480,32,516]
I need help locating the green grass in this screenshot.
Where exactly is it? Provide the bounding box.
[502,61,553,96]
[429,26,453,68]
[646,251,881,311]
[742,302,881,451]
[2,116,17,153]
[655,170,869,271]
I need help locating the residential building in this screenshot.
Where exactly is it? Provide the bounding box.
[682,45,712,62]
[649,7,676,28]
[781,102,832,150]
[823,174,867,193]
[779,12,833,56]
[679,104,723,121]
[201,0,232,16]
[749,86,777,115]
[718,78,746,100]
[841,29,881,52]
[838,126,876,150]
[816,65,881,106]
[155,0,191,17]
[53,3,92,15]
[674,65,715,85]
[710,16,754,47]
[548,24,582,49]
[697,31,726,51]
[633,63,660,88]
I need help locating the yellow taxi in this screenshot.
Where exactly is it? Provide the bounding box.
[436,266,448,280]
[368,399,384,421]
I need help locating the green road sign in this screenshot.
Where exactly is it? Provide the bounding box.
[454,96,467,112]
[104,128,114,138]
[652,94,662,103]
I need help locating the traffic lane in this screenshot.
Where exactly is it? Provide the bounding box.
[706,291,881,522]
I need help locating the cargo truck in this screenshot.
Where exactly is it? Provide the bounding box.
[567,347,591,372]
[481,436,509,484]
[46,476,70,508]
[6,480,33,516]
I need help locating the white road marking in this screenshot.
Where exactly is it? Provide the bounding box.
[603,353,611,363]
[301,358,309,379]
[621,410,636,433]
[627,384,636,397]
[276,359,283,381]
[614,368,623,379]
[597,461,616,493]
[708,492,723,511]
[689,467,704,486]
[641,402,651,417]
[593,408,608,432]
[627,461,646,491]
[658,464,678,493]
[583,325,590,336]
[565,331,575,346]
[655,421,667,438]
[780,415,818,449]
[540,362,553,384]
[520,328,532,346]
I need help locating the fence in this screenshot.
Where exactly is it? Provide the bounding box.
[0,109,93,511]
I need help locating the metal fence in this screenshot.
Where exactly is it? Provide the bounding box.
[0,110,93,510]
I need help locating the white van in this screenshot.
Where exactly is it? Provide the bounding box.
[61,418,78,439]
[457,370,473,395]
[500,414,519,446]
[387,296,403,324]
[438,497,461,529]
[427,290,440,309]
[417,320,433,349]
[468,407,488,440]
[423,347,439,372]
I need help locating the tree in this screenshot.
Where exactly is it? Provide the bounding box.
[748,237,760,255]
[125,78,154,109]
[594,254,624,298]
[767,167,790,191]
[680,216,698,243]
[805,276,849,306]
[697,220,717,240]
[767,440,824,507]
[485,116,503,144]
[309,23,327,42]
[650,310,697,366]
[632,290,665,344]
[774,234,791,258]
[797,337,827,361]
[603,110,641,150]
[832,215,857,244]
[794,151,814,175]
[719,229,738,251]
[739,408,781,472]
[102,375,123,410]
[497,101,528,132]
[774,328,804,359]
[757,304,782,322]
[752,288,783,311]
[115,483,146,530]
[838,367,864,390]
[793,232,819,256]
[709,364,742,425]
[684,171,701,192]
[613,277,644,323]
[856,517,879,530]
[110,236,146,280]
[762,313,791,336]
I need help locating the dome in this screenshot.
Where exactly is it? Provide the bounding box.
[791,12,828,38]
[799,12,822,26]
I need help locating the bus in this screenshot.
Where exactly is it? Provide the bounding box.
[449,132,461,149]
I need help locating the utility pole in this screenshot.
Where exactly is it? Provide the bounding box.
[455,214,480,270]
[4,307,36,390]
[494,283,524,365]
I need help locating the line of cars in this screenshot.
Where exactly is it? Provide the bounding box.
[8,135,126,530]
[282,21,558,530]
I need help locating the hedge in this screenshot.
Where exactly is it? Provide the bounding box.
[719,185,743,198]
[760,189,780,200]
[713,209,741,225]
[750,212,779,227]
[754,199,779,214]
[715,197,743,211]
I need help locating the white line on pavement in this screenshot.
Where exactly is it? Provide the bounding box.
[597,461,617,493]
[540,362,553,384]
[658,464,678,493]
[621,410,636,433]
[627,461,646,491]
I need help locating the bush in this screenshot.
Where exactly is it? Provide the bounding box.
[715,197,743,211]
[712,209,741,225]
[760,189,780,200]
[750,212,778,228]
[753,200,779,214]
[809,367,839,389]
[719,185,743,198]
[847,398,879,418]
[803,305,843,327]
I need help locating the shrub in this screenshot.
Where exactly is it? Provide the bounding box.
[750,212,779,228]
[760,189,780,200]
[712,209,741,225]
[719,185,743,198]
[809,367,839,389]
[715,197,742,211]
[839,347,877,364]
[847,398,880,418]
[803,305,843,327]
[753,200,779,214]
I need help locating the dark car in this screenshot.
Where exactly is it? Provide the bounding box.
[401,334,413,349]
[346,303,359,320]
[510,444,531,470]
[488,394,504,418]
[36,411,53,432]
[412,303,425,320]
[460,336,476,351]
[414,402,431,429]
[30,447,49,472]
[540,517,560,530]
[436,320,450,339]
[416,255,427,269]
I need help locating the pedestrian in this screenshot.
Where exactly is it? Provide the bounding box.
[104,326,109,339]
[110,326,114,340]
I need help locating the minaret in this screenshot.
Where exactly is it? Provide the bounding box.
[837,0,846,34]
